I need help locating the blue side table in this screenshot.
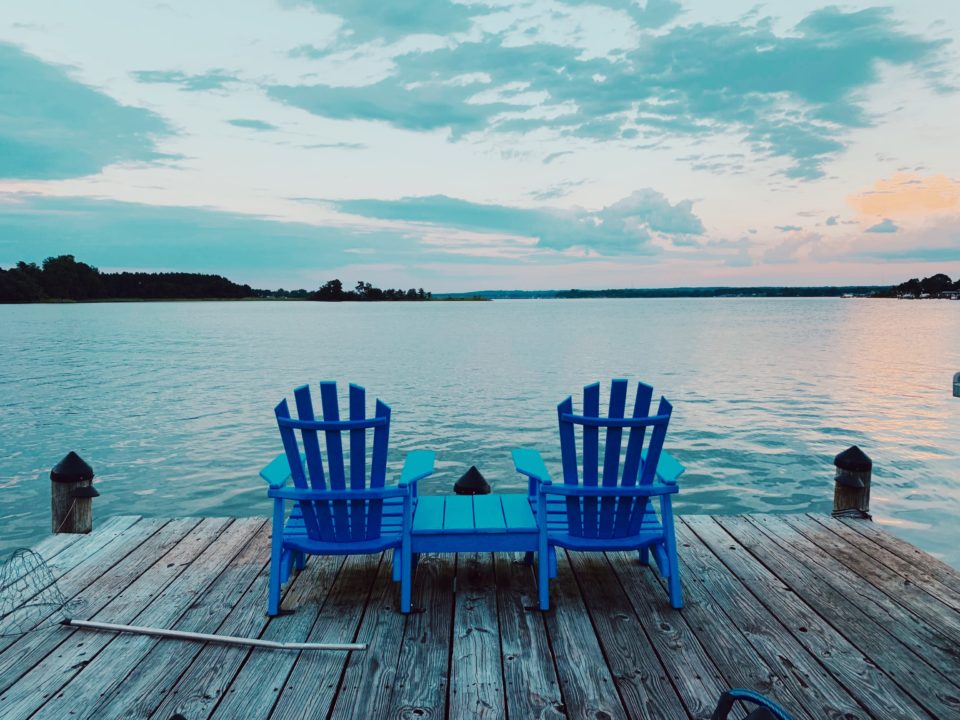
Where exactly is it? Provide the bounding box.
[411,494,539,553]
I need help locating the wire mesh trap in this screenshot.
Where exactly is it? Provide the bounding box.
[0,547,78,638]
[0,546,364,650]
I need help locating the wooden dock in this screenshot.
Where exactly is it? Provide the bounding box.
[2,512,959,720]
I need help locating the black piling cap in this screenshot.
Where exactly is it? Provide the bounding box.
[454,465,491,495]
[834,446,872,473]
[50,451,94,484]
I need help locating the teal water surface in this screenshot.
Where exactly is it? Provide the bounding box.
[1,299,958,565]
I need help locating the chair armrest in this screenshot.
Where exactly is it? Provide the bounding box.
[512,448,553,486]
[260,453,296,488]
[642,449,685,485]
[267,486,407,501]
[399,450,435,488]
[542,483,678,498]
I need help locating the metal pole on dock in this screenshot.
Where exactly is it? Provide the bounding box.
[832,446,872,519]
[50,452,99,533]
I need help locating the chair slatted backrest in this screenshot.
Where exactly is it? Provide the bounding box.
[275,382,392,543]
[557,380,672,539]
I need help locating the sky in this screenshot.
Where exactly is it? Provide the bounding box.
[1,0,959,291]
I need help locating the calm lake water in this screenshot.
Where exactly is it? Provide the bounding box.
[1,299,958,566]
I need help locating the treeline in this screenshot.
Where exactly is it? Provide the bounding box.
[555,286,887,299]
[875,273,960,298]
[0,255,254,302]
[307,279,431,301]
[0,255,432,303]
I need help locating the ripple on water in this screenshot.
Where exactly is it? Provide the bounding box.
[0,298,957,566]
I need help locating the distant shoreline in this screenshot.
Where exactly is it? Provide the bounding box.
[3,292,907,305]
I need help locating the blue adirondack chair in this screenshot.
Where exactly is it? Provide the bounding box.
[513,379,684,611]
[261,382,434,615]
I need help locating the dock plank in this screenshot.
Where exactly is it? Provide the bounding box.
[74,521,271,719]
[544,550,628,720]
[781,515,960,644]
[29,519,262,720]
[804,515,960,612]
[604,550,729,720]
[748,514,960,688]
[494,553,565,720]
[567,551,691,719]
[387,553,456,720]
[0,517,230,720]
[211,552,355,720]
[0,517,186,694]
[835,516,960,595]
[4,511,957,720]
[449,552,504,720]
[645,546,816,720]
[328,555,409,720]
[718,516,960,719]
[0,515,144,643]
[686,516,930,720]
[673,520,868,719]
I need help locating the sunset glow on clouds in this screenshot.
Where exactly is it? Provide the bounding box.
[1,1,959,289]
[849,173,960,218]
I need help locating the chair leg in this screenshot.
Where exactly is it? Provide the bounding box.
[400,542,412,614]
[639,547,650,566]
[661,496,683,609]
[667,553,683,609]
[549,547,558,579]
[268,500,285,616]
[538,533,550,611]
[294,551,306,572]
[392,548,401,582]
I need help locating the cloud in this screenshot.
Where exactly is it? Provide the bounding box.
[543,151,573,164]
[775,225,802,232]
[227,118,278,131]
[0,193,418,275]
[132,69,238,92]
[825,215,838,226]
[560,0,682,29]
[528,180,587,201]
[866,218,898,233]
[288,0,481,42]
[0,43,171,180]
[268,79,512,138]
[333,188,703,254]
[763,231,822,264]
[302,142,368,150]
[848,173,960,218]
[269,7,947,179]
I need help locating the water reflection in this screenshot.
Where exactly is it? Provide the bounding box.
[0,298,957,565]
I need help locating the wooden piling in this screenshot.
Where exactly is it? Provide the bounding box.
[50,451,98,533]
[832,445,872,519]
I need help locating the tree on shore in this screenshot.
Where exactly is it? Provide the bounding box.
[0,255,433,303]
[881,273,960,298]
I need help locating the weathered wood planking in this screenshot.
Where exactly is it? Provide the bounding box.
[494,553,565,720]
[388,553,456,720]
[72,521,272,719]
[1,513,958,720]
[717,516,960,719]
[449,552,504,720]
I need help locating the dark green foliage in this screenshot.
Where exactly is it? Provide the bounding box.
[877,273,959,298]
[307,279,430,301]
[556,286,890,299]
[0,264,45,302]
[0,254,253,302]
[0,254,433,303]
